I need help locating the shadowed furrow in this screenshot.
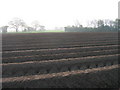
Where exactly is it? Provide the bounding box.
[2,49,118,63]
[2,54,119,78]
[2,65,119,83]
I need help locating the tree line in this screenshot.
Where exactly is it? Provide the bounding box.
[0,18,45,33]
[1,18,120,33]
[65,19,120,32]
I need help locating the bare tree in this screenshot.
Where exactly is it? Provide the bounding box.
[74,19,82,27]
[8,18,26,32]
[1,26,9,33]
[90,20,98,28]
[104,19,110,26]
[87,21,91,27]
[31,20,40,31]
[27,26,35,32]
[109,20,115,27]
[40,25,45,31]
[97,20,104,27]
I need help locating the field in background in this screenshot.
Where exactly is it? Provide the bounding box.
[2,32,119,88]
[5,30,65,33]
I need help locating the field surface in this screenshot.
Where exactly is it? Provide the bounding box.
[1,32,119,88]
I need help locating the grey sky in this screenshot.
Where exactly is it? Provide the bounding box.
[0,0,119,29]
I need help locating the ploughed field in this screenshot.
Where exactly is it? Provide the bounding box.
[1,32,119,88]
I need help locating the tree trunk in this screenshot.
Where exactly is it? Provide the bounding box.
[16,28,18,32]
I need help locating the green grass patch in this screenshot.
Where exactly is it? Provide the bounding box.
[4,30,65,33]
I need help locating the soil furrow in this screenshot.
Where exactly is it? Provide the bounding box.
[1,65,119,83]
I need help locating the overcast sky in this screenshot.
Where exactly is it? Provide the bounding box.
[0,0,119,29]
